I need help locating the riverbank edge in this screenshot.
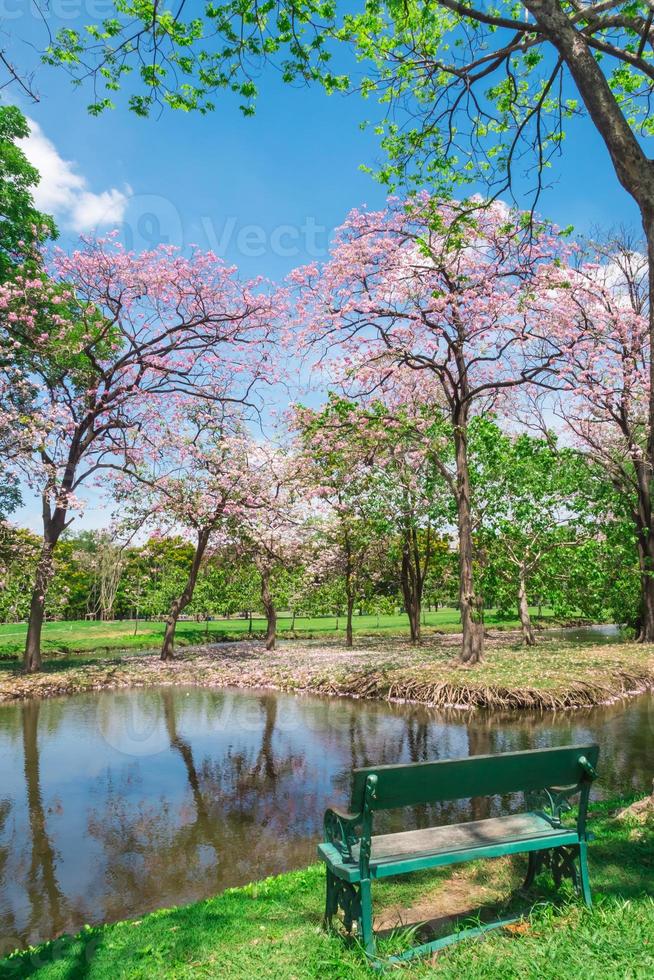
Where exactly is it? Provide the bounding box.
[1,795,652,977]
[1,634,653,711]
[0,614,596,660]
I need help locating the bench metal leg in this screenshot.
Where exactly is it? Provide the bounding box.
[358,879,376,958]
[324,868,338,929]
[578,841,592,908]
[323,874,363,936]
[523,850,543,890]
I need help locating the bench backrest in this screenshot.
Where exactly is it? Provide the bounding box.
[350,744,599,812]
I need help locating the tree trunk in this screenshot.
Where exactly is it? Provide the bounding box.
[24,498,66,673]
[526,0,654,641]
[454,416,484,664]
[344,531,355,649]
[634,518,654,642]
[22,700,66,936]
[400,526,428,645]
[261,567,277,651]
[401,561,421,644]
[517,565,536,646]
[24,563,49,674]
[161,527,211,661]
[345,594,354,648]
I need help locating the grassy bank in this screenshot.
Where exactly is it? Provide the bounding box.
[0,629,652,709]
[0,608,574,659]
[2,798,652,978]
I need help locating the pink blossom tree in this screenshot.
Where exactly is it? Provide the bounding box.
[0,240,277,672]
[116,418,269,660]
[293,393,448,646]
[231,447,310,651]
[292,196,581,663]
[538,241,654,639]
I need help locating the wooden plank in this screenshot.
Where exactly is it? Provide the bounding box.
[350,744,599,810]
[369,829,580,878]
[354,813,560,863]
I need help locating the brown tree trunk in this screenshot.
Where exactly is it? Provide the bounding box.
[401,555,421,644]
[345,595,355,648]
[161,527,211,661]
[400,525,429,645]
[526,0,654,642]
[24,561,50,674]
[261,566,277,651]
[517,565,536,646]
[454,416,484,664]
[344,531,355,649]
[24,497,67,673]
[634,514,654,642]
[637,572,654,643]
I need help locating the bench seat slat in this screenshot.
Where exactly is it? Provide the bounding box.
[355,812,564,865]
[319,827,581,881]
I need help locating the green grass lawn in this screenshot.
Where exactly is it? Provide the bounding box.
[0,607,573,659]
[2,798,652,979]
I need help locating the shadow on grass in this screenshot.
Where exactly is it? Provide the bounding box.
[1,931,105,980]
[0,655,129,676]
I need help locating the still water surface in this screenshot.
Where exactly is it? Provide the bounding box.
[1,678,652,952]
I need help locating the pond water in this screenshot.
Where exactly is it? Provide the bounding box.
[1,683,652,953]
[542,623,624,644]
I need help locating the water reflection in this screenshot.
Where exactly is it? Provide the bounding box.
[21,702,67,945]
[0,685,652,951]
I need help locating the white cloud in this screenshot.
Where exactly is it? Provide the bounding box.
[19,118,130,233]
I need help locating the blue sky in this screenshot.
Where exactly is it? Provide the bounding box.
[7,10,642,530]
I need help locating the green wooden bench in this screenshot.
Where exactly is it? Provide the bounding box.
[318,743,599,966]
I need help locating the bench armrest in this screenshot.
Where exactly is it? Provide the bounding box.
[324,806,362,863]
[578,755,598,780]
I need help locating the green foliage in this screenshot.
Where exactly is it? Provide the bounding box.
[0,526,40,623]
[469,419,621,622]
[0,474,21,521]
[44,0,347,117]
[42,0,654,228]
[0,105,56,279]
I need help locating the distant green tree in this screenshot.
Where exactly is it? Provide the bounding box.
[0,105,56,279]
[0,525,40,622]
[471,420,597,645]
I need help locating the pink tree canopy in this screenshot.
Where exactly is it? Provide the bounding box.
[0,237,280,670]
[537,244,653,638]
[290,194,583,663]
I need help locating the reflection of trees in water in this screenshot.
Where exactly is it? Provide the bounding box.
[86,691,313,924]
[0,797,18,953]
[470,702,654,797]
[18,701,67,947]
[248,694,280,781]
